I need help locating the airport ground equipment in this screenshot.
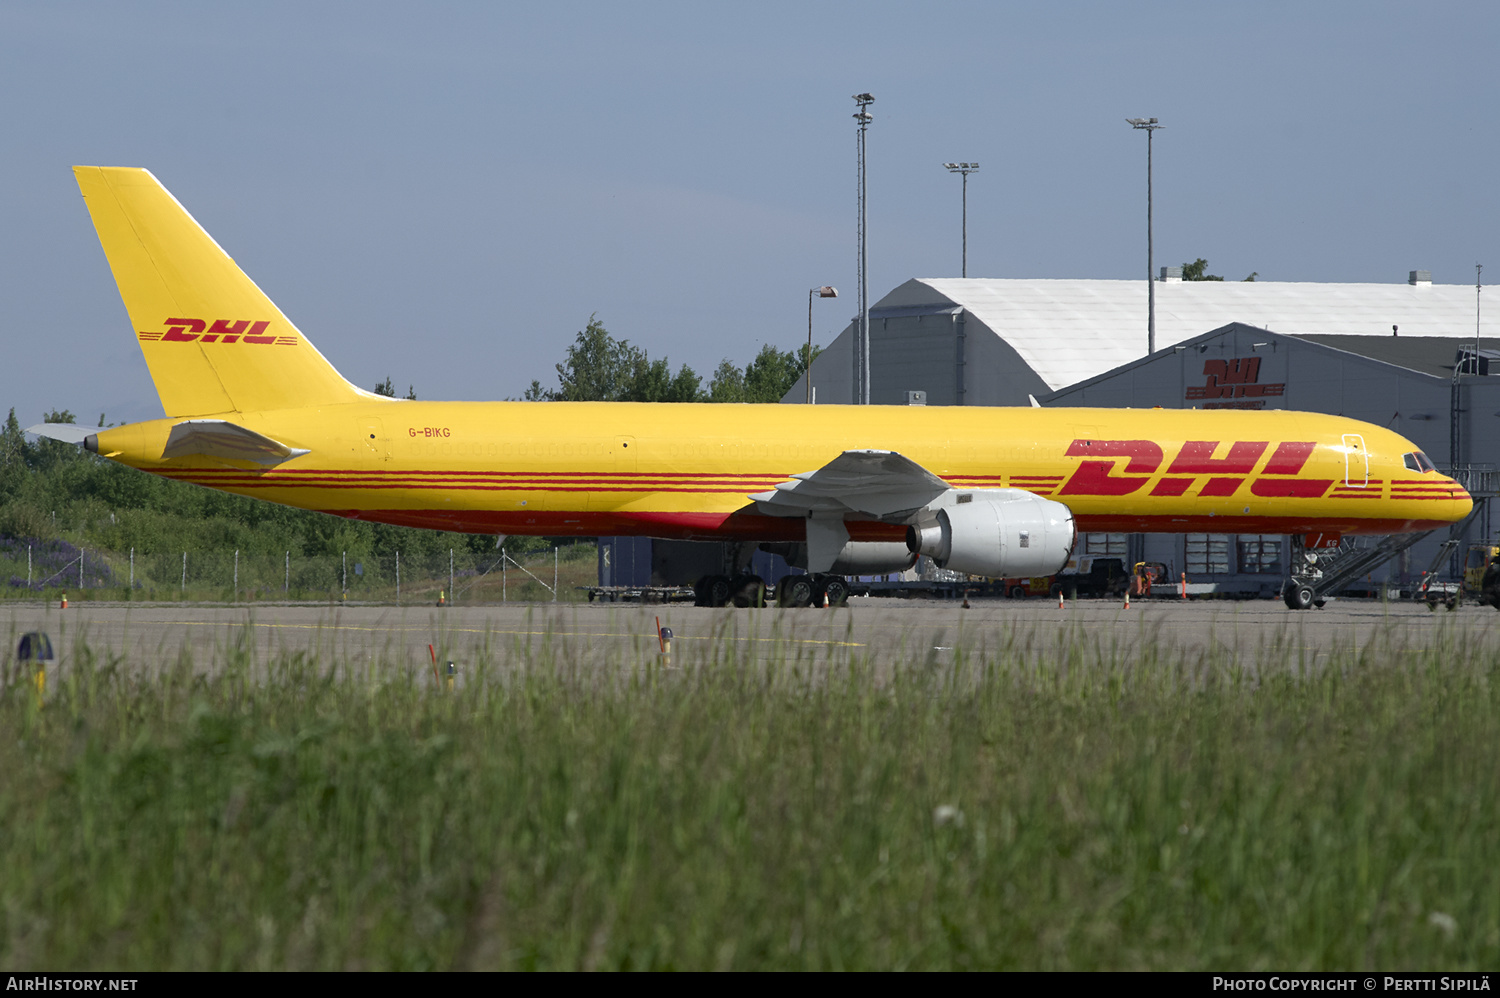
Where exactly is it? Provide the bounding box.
[1282,532,1437,610]
[584,585,697,604]
[1130,561,1170,597]
[17,632,54,701]
[1406,505,1486,609]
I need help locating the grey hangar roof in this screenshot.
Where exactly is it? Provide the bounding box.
[788,277,1486,407]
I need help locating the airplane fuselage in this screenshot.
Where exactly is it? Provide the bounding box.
[92,401,1472,543]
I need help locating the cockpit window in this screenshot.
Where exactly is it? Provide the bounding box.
[1404,452,1437,473]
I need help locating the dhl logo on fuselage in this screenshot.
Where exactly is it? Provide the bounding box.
[1058,439,1333,498]
[137,318,296,346]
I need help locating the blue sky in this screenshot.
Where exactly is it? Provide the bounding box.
[2,0,1495,424]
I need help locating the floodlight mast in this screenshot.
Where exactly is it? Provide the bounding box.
[854,93,874,404]
[807,286,838,403]
[1127,117,1163,355]
[944,162,980,278]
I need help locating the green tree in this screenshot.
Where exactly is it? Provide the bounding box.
[535,316,704,403]
[1182,258,1223,282]
[373,377,396,397]
[529,316,818,404]
[707,344,819,403]
[0,409,31,503]
[744,344,814,402]
[707,360,747,402]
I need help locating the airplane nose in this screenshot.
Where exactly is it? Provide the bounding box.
[1445,477,1474,520]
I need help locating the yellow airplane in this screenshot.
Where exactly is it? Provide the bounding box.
[33,167,1472,609]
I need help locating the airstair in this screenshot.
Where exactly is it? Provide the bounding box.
[1280,505,1483,610]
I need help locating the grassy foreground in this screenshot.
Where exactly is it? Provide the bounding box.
[1,621,1497,970]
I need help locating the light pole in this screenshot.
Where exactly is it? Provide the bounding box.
[854,93,874,404]
[943,162,980,277]
[808,286,838,403]
[1127,117,1163,355]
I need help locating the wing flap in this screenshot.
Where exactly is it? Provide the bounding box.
[751,449,952,519]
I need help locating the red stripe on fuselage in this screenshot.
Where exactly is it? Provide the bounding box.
[313,508,1458,540]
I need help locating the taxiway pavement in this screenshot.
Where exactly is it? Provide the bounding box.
[7,595,1497,677]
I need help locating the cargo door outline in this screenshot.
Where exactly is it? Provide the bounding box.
[589,435,638,509]
[1342,434,1368,488]
[361,417,390,461]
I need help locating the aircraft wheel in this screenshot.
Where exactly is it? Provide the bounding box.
[812,575,850,607]
[778,574,814,608]
[1282,580,1315,610]
[730,574,767,608]
[695,575,731,608]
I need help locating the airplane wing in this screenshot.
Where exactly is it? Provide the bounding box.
[749,449,952,520]
[161,419,309,465]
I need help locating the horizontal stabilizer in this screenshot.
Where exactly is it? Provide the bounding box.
[162,419,309,465]
[26,423,92,444]
[750,449,952,520]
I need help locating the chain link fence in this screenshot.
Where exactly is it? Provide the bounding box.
[1,540,597,604]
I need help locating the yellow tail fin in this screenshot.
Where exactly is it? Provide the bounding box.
[73,166,366,417]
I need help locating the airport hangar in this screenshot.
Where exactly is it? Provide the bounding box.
[779,272,1496,594]
[602,273,1493,594]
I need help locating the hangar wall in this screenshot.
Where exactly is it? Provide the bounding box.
[1043,323,1500,589]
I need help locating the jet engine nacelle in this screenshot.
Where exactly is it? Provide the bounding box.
[905,489,1075,578]
[827,541,917,576]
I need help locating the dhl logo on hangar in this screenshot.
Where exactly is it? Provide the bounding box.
[1186,357,1286,409]
[137,317,296,346]
[1055,439,1334,498]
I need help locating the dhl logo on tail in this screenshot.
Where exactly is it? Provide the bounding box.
[138,318,296,346]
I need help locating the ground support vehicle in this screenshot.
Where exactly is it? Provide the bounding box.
[1055,557,1129,599]
[1129,561,1171,598]
[1415,540,1500,610]
[1000,576,1055,599]
[583,585,696,603]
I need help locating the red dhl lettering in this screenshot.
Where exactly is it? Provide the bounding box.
[139,318,284,345]
[1167,440,1267,474]
[1057,440,1161,496]
[1059,438,1333,498]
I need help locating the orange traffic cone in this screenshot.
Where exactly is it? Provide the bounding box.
[437,590,446,607]
[60,593,68,609]
[1123,589,1131,609]
[1057,591,1065,609]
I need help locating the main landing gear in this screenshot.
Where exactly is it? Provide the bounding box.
[693,573,848,608]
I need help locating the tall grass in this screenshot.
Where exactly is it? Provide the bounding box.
[1,618,1496,969]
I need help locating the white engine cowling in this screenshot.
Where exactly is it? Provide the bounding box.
[826,542,917,575]
[905,490,1075,578]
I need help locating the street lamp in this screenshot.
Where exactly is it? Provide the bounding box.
[943,162,980,278]
[1127,117,1163,355]
[807,286,838,403]
[853,93,874,404]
